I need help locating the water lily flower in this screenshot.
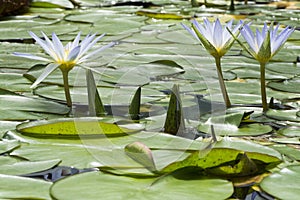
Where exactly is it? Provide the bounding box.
[240,23,295,64]
[14,31,115,107]
[182,18,242,108]
[182,18,242,58]
[237,23,294,112]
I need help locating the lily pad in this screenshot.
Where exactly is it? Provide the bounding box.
[17,117,144,137]
[198,112,273,136]
[271,144,300,161]
[0,157,61,175]
[0,88,69,116]
[0,73,32,91]
[0,121,21,138]
[277,126,300,137]
[261,165,300,200]
[50,171,233,200]
[266,109,300,122]
[162,137,281,175]
[268,77,300,93]
[0,140,20,154]
[0,174,52,200]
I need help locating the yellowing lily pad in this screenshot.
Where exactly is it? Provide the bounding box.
[17,117,144,138]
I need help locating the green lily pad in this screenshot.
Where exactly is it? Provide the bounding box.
[266,109,300,122]
[0,157,61,175]
[0,174,52,200]
[34,85,164,106]
[271,144,300,161]
[198,112,273,136]
[0,73,32,91]
[31,0,74,9]
[0,20,78,40]
[0,88,69,117]
[268,77,300,93]
[261,165,300,200]
[0,121,21,138]
[26,65,150,87]
[277,126,300,137]
[0,140,20,154]
[270,137,300,145]
[231,67,292,80]
[50,171,233,200]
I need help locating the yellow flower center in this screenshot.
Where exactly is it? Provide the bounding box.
[58,62,76,73]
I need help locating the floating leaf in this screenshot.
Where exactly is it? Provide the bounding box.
[0,174,52,200]
[17,117,144,138]
[0,140,20,154]
[0,88,69,116]
[207,153,258,177]
[0,121,21,138]
[31,0,74,9]
[261,165,300,200]
[136,10,188,20]
[271,144,300,161]
[162,137,281,174]
[277,126,300,137]
[266,109,300,122]
[50,171,233,200]
[268,77,300,93]
[0,157,61,176]
[198,112,273,136]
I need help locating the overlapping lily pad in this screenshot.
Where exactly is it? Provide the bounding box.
[198,112,273,136]
[50,171,234,200]
[0,174,52,200]
[261,165,300,200]
[0,88,69,120]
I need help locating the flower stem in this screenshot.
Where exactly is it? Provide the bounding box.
[215,56,231,108]
[260,62,268,112]
[61,70,72,107]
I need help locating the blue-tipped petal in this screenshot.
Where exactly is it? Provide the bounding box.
[271,26,294,54]
[181,23,199,41]
[213,19,223,48]
[256,28,264,50]
[241,25,257,53]
[67,45,81,61]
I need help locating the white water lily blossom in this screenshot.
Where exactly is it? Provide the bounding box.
[240,23,295,63]
[237,23,294,112]
[14,31,115,89]
[182,18,243,58]
[182,18,242,108]
[14,31,115,107]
